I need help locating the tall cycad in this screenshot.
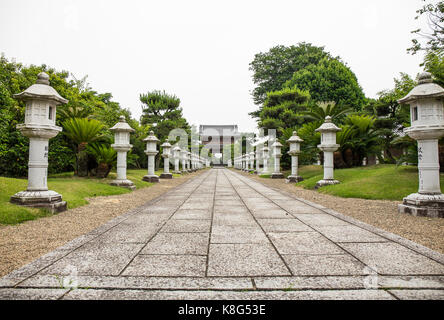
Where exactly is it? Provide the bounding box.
[304,101,352,122]
[86,143,116,178]
[63,118,104,176]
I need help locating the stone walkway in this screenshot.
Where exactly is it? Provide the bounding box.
[1,168,443,300]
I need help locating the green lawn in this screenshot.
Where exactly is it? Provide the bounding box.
[266,164,443,201]
[0,169,178,225]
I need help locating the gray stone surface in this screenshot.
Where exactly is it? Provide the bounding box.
[268,232,345,255]
[389,289,444,300]
[141,233,209,255]
[122,255,207,276]
[339,242,444,275]
[1,168,444,300]
[282,254,367,276]
[207,243,290,276]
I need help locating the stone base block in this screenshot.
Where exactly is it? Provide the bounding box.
[110,179,136,190]
[271,173,285,179]
[10,190,67,213]
[173,171,182,174]
[398,193,444,218]
[287,175,304,183]
[142,175,160,183]
[315,179,340,189]
[160,172,173,179]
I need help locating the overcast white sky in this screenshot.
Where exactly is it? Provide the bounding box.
[0,0,436,132]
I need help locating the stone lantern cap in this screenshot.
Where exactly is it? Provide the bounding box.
[315,116,342,132]
[287,131,303,143]
[143,131,159,142]
[161,141,171,148]
[110,116,135,132]
[398,72,444,104]
[262,146,269,152]
[13,72,68,104]
[271,141,283,148]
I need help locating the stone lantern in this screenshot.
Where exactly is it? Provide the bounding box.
[160,141,173,179]
[187,151,192,172]
[10,72,68,212]
[172,146,181,174]
[271,140,284,179]
[262,145,269,174]
[287,131,304,182]
[243,153,249,171]
[255,146,261,174]
[315,116,342,188]
[249,151,255,172]
[110,116,136,190]
[398,72,444,218]
[142,131,159,183]
[180,148,187,173]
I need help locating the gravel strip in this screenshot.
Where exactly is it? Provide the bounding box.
[0,171,204,277]
[235,171,444,254]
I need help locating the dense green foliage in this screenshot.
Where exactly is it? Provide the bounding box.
[284,58,366,111]
[249,43,332,106]
[0,55,136,177]
[0,169,159,225]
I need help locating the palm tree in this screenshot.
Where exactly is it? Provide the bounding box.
[63,118,104,176]
[304,101,353,122]
[86,143,116,178]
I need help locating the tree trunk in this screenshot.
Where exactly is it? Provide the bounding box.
[76,142,89,177]
[96,163,109,178]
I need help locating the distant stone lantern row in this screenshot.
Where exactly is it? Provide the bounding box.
[9,72,207,213]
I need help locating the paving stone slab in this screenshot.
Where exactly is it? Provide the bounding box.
[62,289,394,300]
[378,276,444,289]
[250,209,293,219]
[388,289,444,300]
[282,254,368,276]
[141,233,209,255]
[39,242,144,276]
[212,213,257,226]
[257,218,312,232]
[0,288,68,300]
[314,225,388,243]
[339,242,444,275]
[293,213,350,226]
[254,276,368,290]
[214,206,249,214]
[268,232,345,255]
[172,209,212,220]
[94,223,159,243]
[122,255,206,277]
[161,219,211,233]
[211,225,268,244]
[19,275,254,290]
[181,202,213,210]
[207,243,290,277]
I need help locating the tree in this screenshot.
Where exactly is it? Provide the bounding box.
[63,118,104,176]
[140,90,190,168]
[257,86,310,132]
[369,73,415,163]
[284,57,366,111]
[303,101,353,123]
[86,143,116,178]
[424,49,444,86]
[249,43,332,107]
[408,0,444,55]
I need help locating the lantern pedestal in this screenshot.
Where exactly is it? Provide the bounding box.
[10,125,67,213]
[110,145,135,190]
[271,173,284,179]
[397,127,444,218]
[398,193,444,218]
[11,190,67,213]
[160,173,173,179]
[143,175,160,183]
[315,179,340,189]
[287,175,304,183]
